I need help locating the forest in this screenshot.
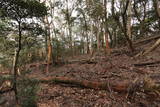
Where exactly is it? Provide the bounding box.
[0,0,160,106]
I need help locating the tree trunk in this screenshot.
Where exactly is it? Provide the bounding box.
[127,0,132,40]
[142,39,160,55]
[104,0,111,54]
[112,0,134,52]
[39,76,159,94]
[156,0,160,18]
[40,76,130,92]
[156,0,160,29]
[44,16,53,73]
[12,21,22,103]
[96,22,100,52]
[68,25,73,56]
[83,13,90,54]
[90,21,94,54]
[46,37,52,73]
[66,0,73,57]
[44,32,48,58]
[122,15,134,52]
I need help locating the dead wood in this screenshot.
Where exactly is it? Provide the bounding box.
[0,87,13,94]
[134,60,160,67]
[39,76,136,92]
[67,59,97,64]
[133,34,160,45]
[38,76,160,96]
[135,39,160,57]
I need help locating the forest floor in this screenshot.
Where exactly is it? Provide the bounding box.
[31,40,160,107]
[1,39,160,107]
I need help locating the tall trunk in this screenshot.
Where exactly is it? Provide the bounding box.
[96,22,100,52]
[68,25,73,56]
[156,0,160,28]
[66,0,73,56]
[90,21,94,54]
[44,30,48,58]
[133,0,147,36]
[122,0,134,52]
[156,0,160,17]
[12,50,18,103]
[43,0,54,72]
[114,31,117,47]
[46,36,52,73]
[12,20,22,103]
[104,0,111,54]
[122,15,134,52]
[80,28,85,54]
[127,0,132,40]
[45,17,53,72]
[112,0,134,52]
[83,14,89,54]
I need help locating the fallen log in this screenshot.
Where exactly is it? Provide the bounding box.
[133,34,160,45]
[135,39,160,57]
[134,60,160,67]
[0,87,13,94]
[38,76,160,97]
[39,77,133,92]
[67,59,97,64]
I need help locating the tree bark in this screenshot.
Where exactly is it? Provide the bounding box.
[133,34,160,45]
[111,0,134,52]
[40,76,131,92]
[43,10,53,72]
[12,20,22,103]
[96,22,100,52]
[127,0,132,40]
[104,0,111,54]
[83,12,90,54]
[143,39,160,55]
[46,38,52,73]
[122,0,134,52]
[66,0,73,56]
[0,87,13,94]
[156,0,160,17]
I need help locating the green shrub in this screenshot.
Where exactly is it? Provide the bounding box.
[18,78,39,107]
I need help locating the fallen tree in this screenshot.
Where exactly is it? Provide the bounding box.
[133,34,160,45]
[0,87,13,94]
[38,76,160,95]
[1,76,159,98]
[134,60,160,67]
[66,59,97,64]
[39,77,130,92]
[135,38,160,57]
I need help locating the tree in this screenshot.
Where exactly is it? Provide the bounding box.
[133,0,148,36]
[111,0,134,52]
[103,0,111,54]
[127,0,132,40]
[0,0,47,103]
[135,0,160,57]
[76,7,90,54]
[154,0,160,17]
